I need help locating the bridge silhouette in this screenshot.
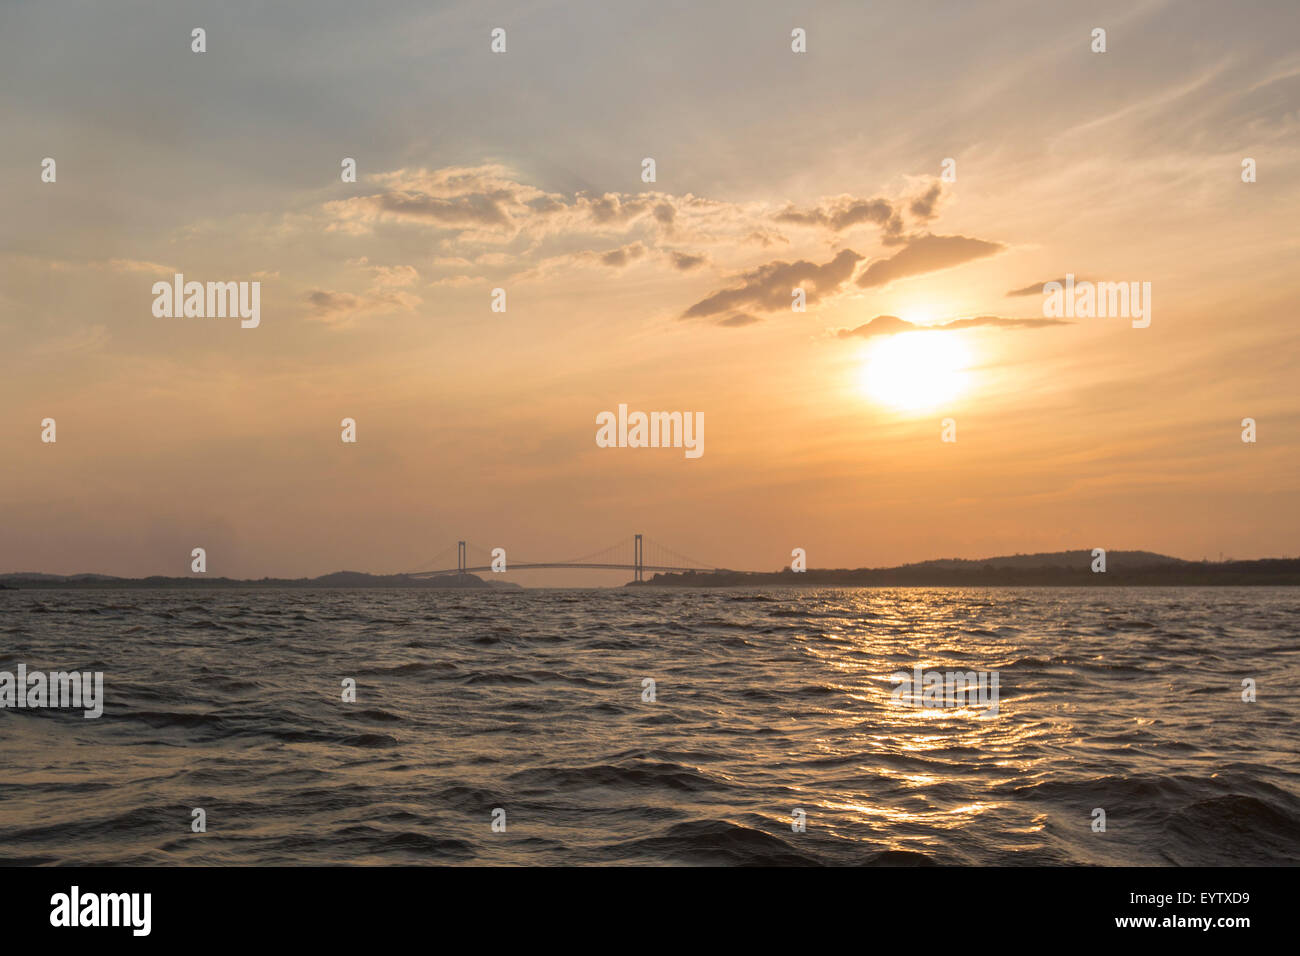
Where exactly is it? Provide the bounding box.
[405,535,731,582]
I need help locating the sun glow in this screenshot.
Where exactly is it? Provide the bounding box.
[859,332,972,411]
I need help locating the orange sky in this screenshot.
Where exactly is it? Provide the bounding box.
[3,1,1297,582]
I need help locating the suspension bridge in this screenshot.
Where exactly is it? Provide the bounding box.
[404,535,730,582]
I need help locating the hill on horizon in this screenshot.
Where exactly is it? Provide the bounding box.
[902,549,1189,571]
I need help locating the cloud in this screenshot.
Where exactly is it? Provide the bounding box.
[323,164,554,239]
[107,258,178,274]
[314,165,997,314]
[940,315,1070,331]
[776,196,903,237]
[327,165,705,244]
[303,259,425,322]
[304,287,420,323]
[717,312,760,327]
[369,264,420,288]
[1006,277,1086,297]
[580,194,656,226]
[744,229,788,247]
[669,251,707,271]
[835,315,917,338]
[425,274,479,289]
[306,290,363,316]
[372,192,515,227]
[321,166,738,266]
[855,233,1005,288]
[775,183,945,242]
[512,242,651,281]
[836,314,1071,338]
[682,248,863,318]
[908,182,944,221]
[599,243,647,268]
[326,166,961,265]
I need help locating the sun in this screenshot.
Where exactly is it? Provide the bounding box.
[858,332,972,411]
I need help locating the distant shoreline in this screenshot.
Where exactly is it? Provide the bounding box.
[634,557,1300,588]
[0,572,520,590]
[3,551,1298,588]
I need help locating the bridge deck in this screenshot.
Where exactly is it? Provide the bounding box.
[410,563,720,577]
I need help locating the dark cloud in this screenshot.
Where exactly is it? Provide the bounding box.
[909,182,943,220]
[828,199,898,232]
[776,197,902,236]
[305,287,419,322]
[855,233,1005,288]
[669,251,707,271]
[306,290,362,314]
[773,208,825,227]
[682,248,863,318]
[836,314,1070,338]
[717,313,760,327]
[599,243,647,267]
[776,185,946,239]
[339,175,675,238]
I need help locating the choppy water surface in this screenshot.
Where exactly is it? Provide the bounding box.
[1,587,1297,866]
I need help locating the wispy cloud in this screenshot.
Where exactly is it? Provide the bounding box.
[854,234,1005,289]
[717,312,761,327]
[682,249,863,319]
[1006,277,1086,297]
[836,314,1071,339]
[304,288,420,324]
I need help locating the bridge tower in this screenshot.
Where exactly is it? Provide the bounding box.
[634,534,644,583]
[457,540,466,581]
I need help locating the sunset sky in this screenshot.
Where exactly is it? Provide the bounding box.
[3,0,1297,583]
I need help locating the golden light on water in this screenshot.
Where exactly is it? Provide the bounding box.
[859,332,973,411]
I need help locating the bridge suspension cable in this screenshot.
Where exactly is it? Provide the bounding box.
[404,543,461,575]
[640,536,726,572]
